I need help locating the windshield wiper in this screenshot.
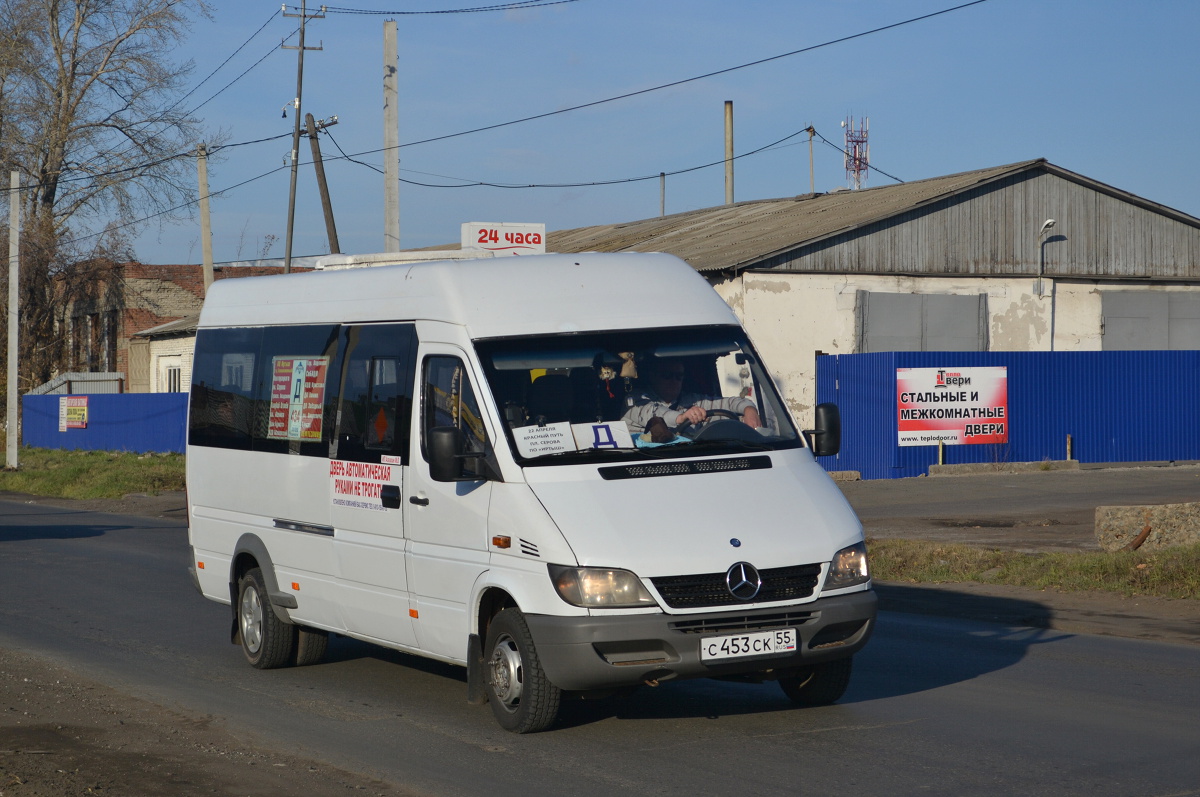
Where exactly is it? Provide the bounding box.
[673,438,775,453]
[523,447,641,462]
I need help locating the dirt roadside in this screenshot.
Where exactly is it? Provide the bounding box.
[0,648,402,796]
[2,482,1198,794]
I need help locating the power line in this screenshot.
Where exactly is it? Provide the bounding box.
[55,1,986,246]
[319,0,580,15]
[173,10,284,118]
[187,25,301,116]
[810,128,904,184]
[61,162,294,248]
[20,1,971,204]
[363,0,990,152]
[393,127,814,189]
[98,11,288,178]
[2,133,294,198]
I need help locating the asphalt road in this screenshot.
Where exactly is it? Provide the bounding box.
[2,494,1199,795]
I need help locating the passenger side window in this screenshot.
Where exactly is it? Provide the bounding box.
[189,327,262,450]
[422,356,487,478]
[333,324,417,464]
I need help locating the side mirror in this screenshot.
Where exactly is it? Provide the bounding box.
[428,426,465,482]
[808,403,841,457]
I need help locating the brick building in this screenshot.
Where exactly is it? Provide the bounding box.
[63,252,475,392]
[63,262,298,392]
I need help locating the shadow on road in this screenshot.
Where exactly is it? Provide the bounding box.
[875,583,1063,629]
[0,514,119,541]
[269,585,1077,730]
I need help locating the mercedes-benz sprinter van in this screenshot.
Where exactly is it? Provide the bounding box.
[186,252,875,733]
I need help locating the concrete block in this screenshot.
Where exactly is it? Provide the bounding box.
[1095,502,1200,552]
[928,460,1081,477]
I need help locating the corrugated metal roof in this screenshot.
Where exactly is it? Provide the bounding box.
[542,159,1200,273]
[131,315,198,338]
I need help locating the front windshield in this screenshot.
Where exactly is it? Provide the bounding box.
[474,325,802,465]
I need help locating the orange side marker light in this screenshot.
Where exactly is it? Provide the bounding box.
[492,535,511,549]
[409,609,419,619]
[291,582,300,591]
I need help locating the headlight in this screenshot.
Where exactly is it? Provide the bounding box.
[548,565,658,608]
[823,542,870,590]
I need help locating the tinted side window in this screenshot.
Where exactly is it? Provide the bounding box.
[189,327,262,450]
[333,324,417,464]
[422,356,487,478]
[189,325,341,455]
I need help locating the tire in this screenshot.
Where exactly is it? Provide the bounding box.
[779,657,853,706]
[237,567,295,669]
[483,608,561,733]
[293,626,329,667]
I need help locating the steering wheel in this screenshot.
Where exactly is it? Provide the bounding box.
[675,408,761,442]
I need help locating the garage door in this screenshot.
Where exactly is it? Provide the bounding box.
[1102,292,1200,350]
[858,292,988,352]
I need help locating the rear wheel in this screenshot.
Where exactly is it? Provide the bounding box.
[484,608,561,733]
[237,567,295,669]
[779,657,853,706]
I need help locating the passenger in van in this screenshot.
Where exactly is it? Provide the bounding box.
[622,358,762,435]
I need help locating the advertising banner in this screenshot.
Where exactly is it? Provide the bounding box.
[58,396,88,431]
[897,366,1008,446]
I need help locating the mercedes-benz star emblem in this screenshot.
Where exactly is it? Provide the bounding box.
[725,561,762,601]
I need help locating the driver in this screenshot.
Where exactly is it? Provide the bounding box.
[622,358,762,436]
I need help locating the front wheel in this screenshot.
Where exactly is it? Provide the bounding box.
[237,567,295,669]
[779,657,853,706]
[484,608,561,733]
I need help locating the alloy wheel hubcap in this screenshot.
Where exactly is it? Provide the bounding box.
[488,634,523,710]
[240,586,263,653]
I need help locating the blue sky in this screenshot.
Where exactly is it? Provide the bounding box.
[119,0,1200,264]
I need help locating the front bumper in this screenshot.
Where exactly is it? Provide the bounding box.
[524,589,876,691]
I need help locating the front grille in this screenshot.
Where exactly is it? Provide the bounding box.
[651,563,822,609]
[670,610,817,635]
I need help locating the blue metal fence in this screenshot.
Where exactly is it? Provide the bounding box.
[815,351,1200,480]
[22,394,188,454]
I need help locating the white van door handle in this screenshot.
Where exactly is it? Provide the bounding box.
[409,495,429,506]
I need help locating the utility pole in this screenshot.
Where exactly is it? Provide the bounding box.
[282,0,324,273]
[7,171,19,470]
[805,126,815,195]
[659,172,666,218]
[383,20,400,251]
[197,144,214,291]
[305,113,340,254]
[724,101,734,205]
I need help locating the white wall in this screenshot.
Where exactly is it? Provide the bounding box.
[148,337,195,393]
[709,272,1200,424]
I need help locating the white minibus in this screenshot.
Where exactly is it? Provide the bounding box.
[186,252,875,733]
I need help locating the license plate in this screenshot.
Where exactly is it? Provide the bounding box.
[700,628,797,662]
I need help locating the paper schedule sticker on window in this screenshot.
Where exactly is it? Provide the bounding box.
[513,421,633,458]
[267,356,330,440]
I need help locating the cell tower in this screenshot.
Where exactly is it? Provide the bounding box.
[843,116,870,190]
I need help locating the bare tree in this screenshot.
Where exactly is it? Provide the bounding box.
[0,0,211,389]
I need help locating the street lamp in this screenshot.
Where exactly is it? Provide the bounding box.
[1036,218,1056,297]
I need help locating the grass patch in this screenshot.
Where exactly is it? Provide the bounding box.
[0,446,185,499]
[869,537,1200,600]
